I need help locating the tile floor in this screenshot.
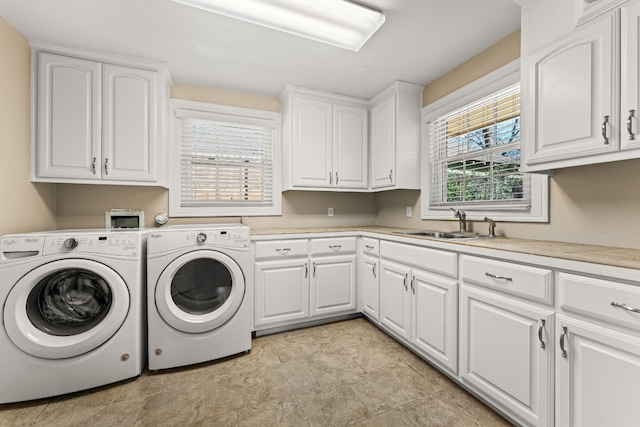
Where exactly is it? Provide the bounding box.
[0,318,512,426]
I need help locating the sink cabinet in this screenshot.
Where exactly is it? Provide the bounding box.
[379,240,458,373]
[32,44,170,186]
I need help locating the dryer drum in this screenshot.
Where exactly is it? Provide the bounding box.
[26,268,113,336]
[171,258,233,315]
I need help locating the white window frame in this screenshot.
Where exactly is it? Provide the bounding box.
[169,99,282,217]
[421,60,548,222]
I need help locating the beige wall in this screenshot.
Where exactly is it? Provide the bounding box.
[0,18,55,236]
[378,30,640,250]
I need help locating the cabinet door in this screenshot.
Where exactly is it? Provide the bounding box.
[556,315,640,427]
[333,104,368,189]
[254,258,309,327]
[379,259,411,341]
[361,253,379,322]
[102,64,157,182]
[370,94,396,189]
[411,269,458,373]
[36,52,101,180]
[523,13,618,168]
[459,285,554,426]
[291,97,332,187]
[621,2,640,150]
[310,254,356,316]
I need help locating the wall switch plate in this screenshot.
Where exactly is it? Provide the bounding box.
[328,207,334,217]
[406,206,412,217]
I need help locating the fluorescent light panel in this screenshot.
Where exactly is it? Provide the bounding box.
[172,0,385,51]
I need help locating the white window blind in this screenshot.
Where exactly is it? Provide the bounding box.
[170,101,281,217]
[179,117,273,207]
[429,83,529,210]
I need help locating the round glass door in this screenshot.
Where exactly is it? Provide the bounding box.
[155,250,245,334]
[4,259,129,359]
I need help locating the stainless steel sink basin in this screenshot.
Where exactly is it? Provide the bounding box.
[395,230,479,239]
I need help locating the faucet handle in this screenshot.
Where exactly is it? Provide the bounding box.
[450,208,466,220]
[484,217,496,237]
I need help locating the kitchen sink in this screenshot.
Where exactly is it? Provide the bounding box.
[394,230,479,239]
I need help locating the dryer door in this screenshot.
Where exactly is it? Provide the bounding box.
[4,259,130,359]
[155,250,245,333]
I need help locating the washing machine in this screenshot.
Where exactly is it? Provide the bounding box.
[0,229,146,404]
[146,224,252,370]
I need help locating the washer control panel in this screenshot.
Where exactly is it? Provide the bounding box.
[43,233,140,257]
[147,225,250,255]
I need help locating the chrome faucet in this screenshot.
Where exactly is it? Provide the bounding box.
[484,217,497,238]
[450,208,467,232]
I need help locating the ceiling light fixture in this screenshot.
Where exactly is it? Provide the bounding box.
[171,0,385,51]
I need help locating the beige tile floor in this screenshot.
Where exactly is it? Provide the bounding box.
[0,318,512,427]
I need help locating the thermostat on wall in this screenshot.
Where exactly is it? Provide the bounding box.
[105,209,144,229]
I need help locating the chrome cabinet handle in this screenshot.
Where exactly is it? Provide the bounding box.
[538,319,546,349]
[560,326,568,358]
[485,272,513,282]
[628,110,636,140]
[305,262,308,278]
[410,276,415,294]
[602,115,610,145]
[403,273,408,291]
[276,248,291,254]
[329,172,333,185]
[328,245,342,250]
[365,245,374,250]
[611,301,640,313]
[104,158,109,175]
[313,262,316,277]
[372,262,376,278]
[389,169,393,183]
[336,172,339,185]
[91,157,97,174]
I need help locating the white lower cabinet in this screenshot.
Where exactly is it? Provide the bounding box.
[460,255,554,426]
[380,241,458,373]
[360,238,380,322]
[459,285,554,427]
[555,272,640,426]
[253,237,356,330]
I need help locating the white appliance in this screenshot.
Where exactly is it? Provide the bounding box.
[0,230,146,404]
[146,224,252,370]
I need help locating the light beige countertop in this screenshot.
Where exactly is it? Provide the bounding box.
[251,226,640,272]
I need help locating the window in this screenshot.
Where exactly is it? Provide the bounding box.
[421,61,548,222]
[170,100,282,217]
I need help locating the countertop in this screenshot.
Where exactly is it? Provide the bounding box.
[250,226,640,272]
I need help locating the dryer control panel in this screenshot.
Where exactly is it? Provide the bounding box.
[147,225,250,255]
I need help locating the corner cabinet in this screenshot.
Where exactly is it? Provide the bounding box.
[521,1,640,172]
[369,81,423,190]
[32,44,171,186]
[280,86,369,191]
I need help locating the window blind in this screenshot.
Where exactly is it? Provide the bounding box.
[429,83,530,210]
[179,117,274,207]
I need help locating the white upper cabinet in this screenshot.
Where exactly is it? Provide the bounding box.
[369,81,423,190]
[281,86,368,191]
[521,0,640,171]
[32,43,171,186]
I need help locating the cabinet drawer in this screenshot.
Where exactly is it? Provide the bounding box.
[362,237,379,256]
[461,255,553,304]
[559,273,640,330]
[254,239,309,260]
[381,241,457,278]
[310,237,357,255]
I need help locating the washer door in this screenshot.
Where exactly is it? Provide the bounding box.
[4,259,130,359]
[155,250,245,334]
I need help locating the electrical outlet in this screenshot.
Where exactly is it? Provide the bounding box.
[406,206,412,217]
[328,207,334,217]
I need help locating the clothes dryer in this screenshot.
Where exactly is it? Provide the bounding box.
[0,230,146,404]
[146,224,251,370]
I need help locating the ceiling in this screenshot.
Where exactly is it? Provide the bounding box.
[0,0,521,99]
